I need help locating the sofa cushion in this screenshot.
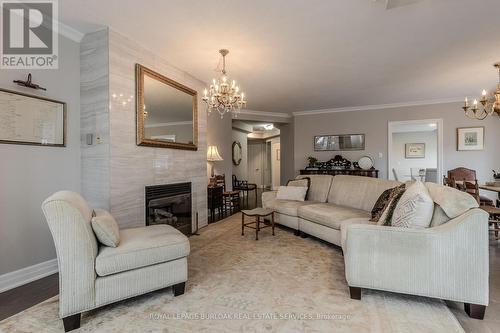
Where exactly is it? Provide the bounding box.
[425,182,479,218]
[287,177,311,200]
[276,186,308,201]
[391,181,434,229]
[95,225,190,277]
[298,203,370,230]
[296,175,333,203]
[430,204,451,227]
[266,199,316,217]
[91,209,120,247]
[328,175,401,211]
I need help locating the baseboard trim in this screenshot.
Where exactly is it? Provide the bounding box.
[0,259,58,293]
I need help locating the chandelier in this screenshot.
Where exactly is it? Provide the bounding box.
[463,63,500,120]
[202,49,247,118]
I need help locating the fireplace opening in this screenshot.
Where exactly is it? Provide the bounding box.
[145,182,192,235]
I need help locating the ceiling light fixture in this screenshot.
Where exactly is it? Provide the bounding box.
[202,49,247,119]
[263,124,274,130]
[463,63,500,120]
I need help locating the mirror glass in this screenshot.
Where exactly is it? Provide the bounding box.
[137,64,198,150]
[232,141,242,165]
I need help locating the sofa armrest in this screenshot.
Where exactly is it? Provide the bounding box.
[262,191,277,209]
[344,208,489,305]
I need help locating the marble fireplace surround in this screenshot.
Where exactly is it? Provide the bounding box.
[81,28,208,230]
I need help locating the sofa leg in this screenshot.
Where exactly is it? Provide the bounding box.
[294,229,300,236]
[173,282,186,296]
[349,287,361,300]
[300,231,308,238]
[464,303,486,320]
[62,313,81,332]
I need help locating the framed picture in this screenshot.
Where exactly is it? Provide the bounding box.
[0,88,66,147]
[457,127,484,151]
[405,143,425,158]
[314,134,365,151]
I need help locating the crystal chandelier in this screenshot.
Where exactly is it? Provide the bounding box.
[202,49,247,118]
[463,63,500,120]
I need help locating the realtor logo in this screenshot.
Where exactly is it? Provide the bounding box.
[1,0,58,69]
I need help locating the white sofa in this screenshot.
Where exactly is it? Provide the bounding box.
[262,175,489,319]
[42,191,190,331]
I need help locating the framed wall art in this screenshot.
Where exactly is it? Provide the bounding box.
[457,127,484,151]
[0,88,66,147]
[405,143,425,158]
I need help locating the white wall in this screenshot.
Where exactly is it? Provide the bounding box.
[207,112,233,188]
[391,130,437,182]
[294,102,500,191]
[0,36,81,275]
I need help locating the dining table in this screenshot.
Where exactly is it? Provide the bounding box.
[479,184,500,207]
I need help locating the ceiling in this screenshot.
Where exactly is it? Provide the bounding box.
[60,0,500,114]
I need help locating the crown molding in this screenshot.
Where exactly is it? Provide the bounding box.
[292,97,463,116]
[58,21,85,42]
[236,109,292,118]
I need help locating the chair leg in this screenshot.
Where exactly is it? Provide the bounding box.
[464,303,486,320]
[62,313,81,332]
[173,282,186,296]
[349,287,361,300]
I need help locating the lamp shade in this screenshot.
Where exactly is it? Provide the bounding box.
[207,145,223,161]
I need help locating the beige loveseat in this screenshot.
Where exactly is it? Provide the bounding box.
[262,175,489,319]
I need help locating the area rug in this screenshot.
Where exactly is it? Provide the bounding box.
[0,214,464,332]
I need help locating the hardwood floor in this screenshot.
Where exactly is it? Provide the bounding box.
[2,189,499,332]
[0,273,58,321]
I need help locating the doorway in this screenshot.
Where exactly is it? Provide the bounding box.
[388,119,443,183]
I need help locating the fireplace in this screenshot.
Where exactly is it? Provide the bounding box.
[145,182,192,235]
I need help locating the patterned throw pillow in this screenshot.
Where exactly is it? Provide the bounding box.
[287,177,311,200]
[378,185,407,226]
[370,184,405,222]
[391,181,434,229]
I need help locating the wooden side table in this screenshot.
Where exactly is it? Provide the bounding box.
[241,208,275,240]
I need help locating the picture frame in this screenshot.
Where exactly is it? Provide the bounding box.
[457,127,484,151]
[0,88,66,147]
[405,143,425,159]
[314,134,365,151]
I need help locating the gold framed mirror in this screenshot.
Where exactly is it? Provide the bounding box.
[136,64,198,150]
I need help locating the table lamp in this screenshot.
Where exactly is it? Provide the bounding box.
[207,145,223,177]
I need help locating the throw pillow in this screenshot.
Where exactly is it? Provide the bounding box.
[377,185,407,226]
[91,208,120,247]
[287,177,311,200]
[370,184,404,222]
[276,186,308,201]
[391,181,434,229]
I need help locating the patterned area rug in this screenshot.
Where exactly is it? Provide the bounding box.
[0,214,464,332]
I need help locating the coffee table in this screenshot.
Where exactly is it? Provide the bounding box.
[241,208,274,240]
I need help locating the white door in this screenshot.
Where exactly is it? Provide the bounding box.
[248,142,263,187]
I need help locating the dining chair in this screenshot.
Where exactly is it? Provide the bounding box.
[447,167,494,206]
[392,168,400,181]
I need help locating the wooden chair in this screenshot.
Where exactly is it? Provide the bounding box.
[446,167,494,206]
[232,175,257,208]
[481,205,500,240]
[213,174,240,216]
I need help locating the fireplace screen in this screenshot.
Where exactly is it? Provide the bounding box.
[145,182,192,235]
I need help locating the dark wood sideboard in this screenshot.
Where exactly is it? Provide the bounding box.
[300,169,379,178]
